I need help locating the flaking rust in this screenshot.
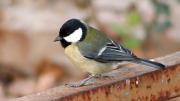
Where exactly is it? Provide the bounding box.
[59,64,180,101]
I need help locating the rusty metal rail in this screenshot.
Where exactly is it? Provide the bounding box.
[10,52,180,101]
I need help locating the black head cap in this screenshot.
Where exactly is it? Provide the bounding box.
[55,19,87,48]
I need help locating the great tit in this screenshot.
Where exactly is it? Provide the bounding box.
[54,19,165,87]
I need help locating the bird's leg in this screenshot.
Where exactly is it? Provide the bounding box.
[65,75,94,88]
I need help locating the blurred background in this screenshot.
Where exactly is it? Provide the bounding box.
[0,0,180,100]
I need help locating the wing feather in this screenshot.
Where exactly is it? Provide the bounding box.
[94,40,137,62]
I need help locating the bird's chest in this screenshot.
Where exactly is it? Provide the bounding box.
[64,44,111,75]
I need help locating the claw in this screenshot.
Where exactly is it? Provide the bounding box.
[65,82,85,88]
[65,75,94,88]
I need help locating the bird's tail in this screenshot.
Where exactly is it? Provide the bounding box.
[131,58,165,69]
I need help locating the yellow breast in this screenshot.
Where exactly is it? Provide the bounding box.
[64,44,112,75]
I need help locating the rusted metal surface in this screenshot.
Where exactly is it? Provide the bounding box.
[168,97,180,101]
[10,52,180,101]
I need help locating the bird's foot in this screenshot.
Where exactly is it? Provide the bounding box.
[65,81,86,88]
[65,75,94,88]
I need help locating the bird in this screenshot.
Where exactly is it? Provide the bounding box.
[54,19,165,87]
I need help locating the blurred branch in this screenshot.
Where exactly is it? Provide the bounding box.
[0,64,28,86]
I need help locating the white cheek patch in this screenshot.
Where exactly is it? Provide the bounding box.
[64,28,83,43]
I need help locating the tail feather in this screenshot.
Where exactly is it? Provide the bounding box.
[132,58,166,69]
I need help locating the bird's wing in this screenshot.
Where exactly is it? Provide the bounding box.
[84,40,137,63]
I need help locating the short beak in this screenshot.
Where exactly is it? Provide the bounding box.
[54,36,62,42]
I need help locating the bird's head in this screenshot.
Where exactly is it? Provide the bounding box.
[54,19,87,48]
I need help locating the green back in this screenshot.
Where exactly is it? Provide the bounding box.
[76,26,109,57]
